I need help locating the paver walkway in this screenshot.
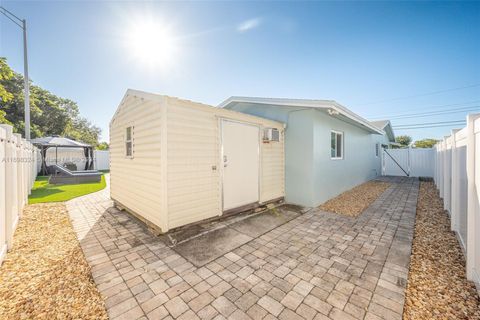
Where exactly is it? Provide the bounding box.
[66,176,419,320]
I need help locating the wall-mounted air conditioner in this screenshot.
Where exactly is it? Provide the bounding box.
[263,128,280,142]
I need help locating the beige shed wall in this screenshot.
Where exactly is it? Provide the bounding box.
[110,95,166,231]
[165,96,285,229]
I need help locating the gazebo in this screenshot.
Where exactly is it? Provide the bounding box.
[31,136,95,175]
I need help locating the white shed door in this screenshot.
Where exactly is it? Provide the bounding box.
[222,120,260,211]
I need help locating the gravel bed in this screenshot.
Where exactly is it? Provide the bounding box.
[404,181,480,319]
[318,180,390,217]
[0,203,107,319]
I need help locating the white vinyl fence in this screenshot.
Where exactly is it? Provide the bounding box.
[94,150,109,171]
[382,147,435,177]
[434,113,480,293]
[0,124,37,265]
[35,149,110,173]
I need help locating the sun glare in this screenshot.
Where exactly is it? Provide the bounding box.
[126,21,177,68]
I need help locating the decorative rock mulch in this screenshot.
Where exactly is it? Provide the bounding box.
[403,181,480,319]
[318,180,391,217]
[0,203,107,320]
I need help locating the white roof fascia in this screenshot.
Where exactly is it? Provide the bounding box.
[218,96,384,135]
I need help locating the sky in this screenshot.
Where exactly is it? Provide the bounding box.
[1,1,479,143]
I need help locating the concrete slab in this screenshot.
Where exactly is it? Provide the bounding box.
[230,208,300,238]
[171,206,302,267]
[173,227,252,267]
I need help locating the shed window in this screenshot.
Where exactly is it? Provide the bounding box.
[331,131,343,159]
[375,143,380,157]
[125,126,134,158]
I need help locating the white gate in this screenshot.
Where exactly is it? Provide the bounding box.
[382,148,435,177]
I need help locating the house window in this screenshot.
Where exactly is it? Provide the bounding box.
[331,131,343,159]
[375,143,380,157]
[125,126,133,158]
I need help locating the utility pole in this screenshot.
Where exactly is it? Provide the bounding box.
[22,19,30,140]
[0,7,30,140]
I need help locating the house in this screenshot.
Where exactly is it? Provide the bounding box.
[109,90,285,233]
[219,97,394,207]
[370,120,396,147]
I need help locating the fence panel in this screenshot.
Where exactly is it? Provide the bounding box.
[0,127,6,263]
[94,150,110,171]
[451,129,468,249]
[383,148,434,177]
[470,117,480,289]
[410,148,435,177]
[434,113,480,294]
[444,138,452,212]
[383,149,409,176]
[0,124,37,265]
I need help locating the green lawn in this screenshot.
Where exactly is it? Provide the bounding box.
[28,174,106,204]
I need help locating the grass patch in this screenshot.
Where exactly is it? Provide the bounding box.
[28,175,106,204]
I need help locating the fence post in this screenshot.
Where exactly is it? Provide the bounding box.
[30,144,35,192]
[441,137,447,200]
[407,146,411,176]
[14,134,25,217]
[381,148,385,176]
[0,127,6,264]
[451,129,460,231]
[435,143,438,186]
[0,125,18,250]
[466,114,480,284]
[436,145,441,185]
[438,139,444,197]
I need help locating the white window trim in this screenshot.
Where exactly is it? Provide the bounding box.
[331,130,344,160]
[125,125,134,159]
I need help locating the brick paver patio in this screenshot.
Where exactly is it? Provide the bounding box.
[66,176,419,320]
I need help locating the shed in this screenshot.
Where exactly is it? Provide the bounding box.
[110,90,285,233]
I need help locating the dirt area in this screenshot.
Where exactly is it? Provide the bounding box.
[404,182,480,319]
[318,180,390,217]
[0,203,107,319]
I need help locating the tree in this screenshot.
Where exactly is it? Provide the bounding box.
[0,58,14,126]
[96,142,109,150]
[0,57,102,147]
[395,135,412,147]
[0,57,14,104]
[414,138,439,148]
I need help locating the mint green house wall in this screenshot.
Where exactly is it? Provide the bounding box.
[311,109,386,205]
[225,103,387,207]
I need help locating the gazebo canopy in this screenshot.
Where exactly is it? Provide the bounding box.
[31,136,94,175]
[31,136,91,148]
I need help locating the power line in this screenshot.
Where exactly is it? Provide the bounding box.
[0,7,23,28]
[357,84,480,106]
[372,106,480,120]
[394,123,466,130]
[0,6,23,22]
[367,99,480,119]
[394,120,466,128]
